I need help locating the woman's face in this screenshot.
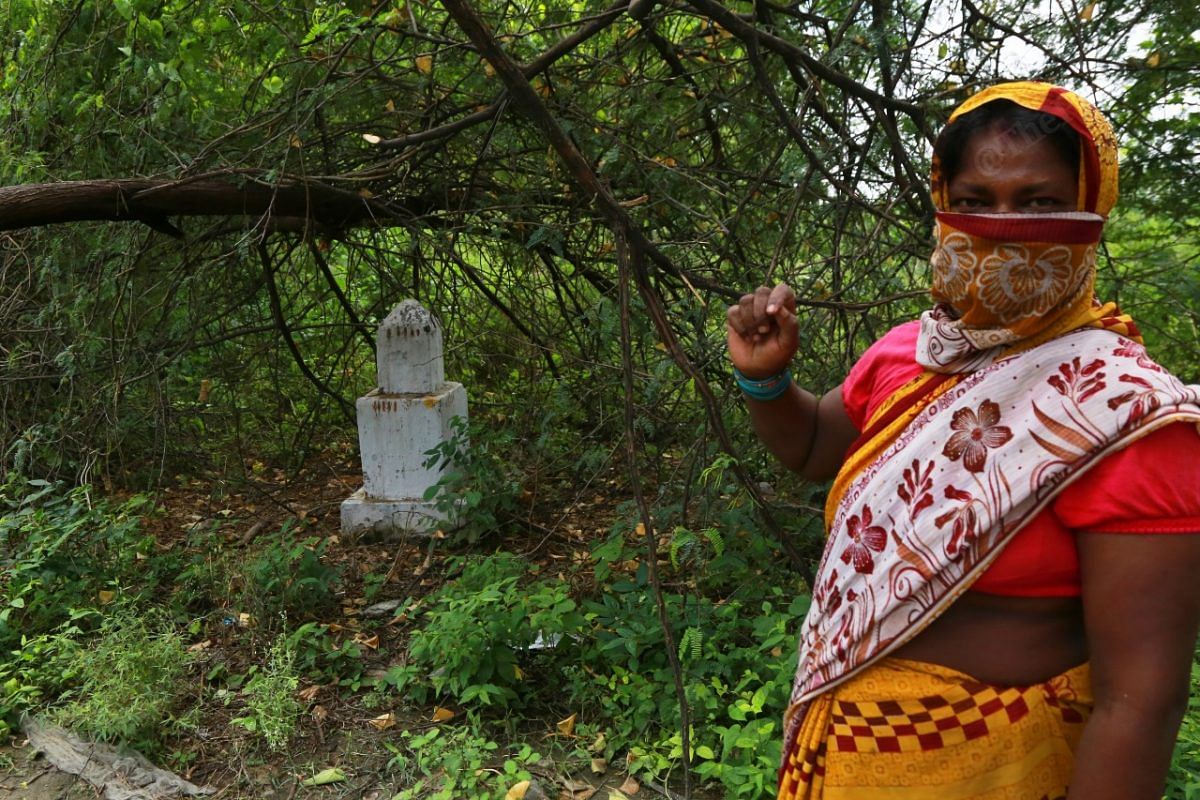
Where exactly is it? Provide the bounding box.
[946,125,1078,214]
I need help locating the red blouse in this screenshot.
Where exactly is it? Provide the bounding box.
[841,320,1200,597]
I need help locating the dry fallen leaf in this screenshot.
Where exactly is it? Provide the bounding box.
[415,54,432,74]
[503,780,529,800]
[298,685,321,702]
[617,776,640,795]
[98,590,115,605]
[353,633,381,650]
[432,706,455,723]
[563,781,595,800]
[368,712,396,731]
[556,712,577,736]
[590,757,607,774]
[311,704,329,723]
[362,133,382,144]
[590,732,606,753]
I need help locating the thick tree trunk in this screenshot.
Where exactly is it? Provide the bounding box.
[0,178,424,235]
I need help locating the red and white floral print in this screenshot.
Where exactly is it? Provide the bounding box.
[941,399,1013,473]
[839,506,888,574]
[897,459,935,520]
[935,484,981,557]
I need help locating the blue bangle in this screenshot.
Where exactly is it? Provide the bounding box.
[734,367,792,401]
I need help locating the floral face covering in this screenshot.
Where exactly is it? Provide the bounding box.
[917,82,1122,374]
[931,211,1102,331]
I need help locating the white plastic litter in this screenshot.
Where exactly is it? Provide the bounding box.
[22,717,213,800]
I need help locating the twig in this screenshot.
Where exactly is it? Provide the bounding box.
[615,226,692,798]
[644,778,685,800]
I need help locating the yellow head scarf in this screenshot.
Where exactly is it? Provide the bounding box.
[930,81,1119,216]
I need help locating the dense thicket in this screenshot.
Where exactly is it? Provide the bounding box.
[2,0,1197,509]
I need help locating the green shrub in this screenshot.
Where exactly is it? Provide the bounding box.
[55,612,193,751]
[0,477,153,649]
[422,417,523,544]
[0,619,84,743]
[237,522,340,622]
[387,554,584,706]
[386,723,541,800]
[572,515,810,798]
[1166,647,1200,798]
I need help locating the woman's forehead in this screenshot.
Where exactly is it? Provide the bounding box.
[954,126,1078,180]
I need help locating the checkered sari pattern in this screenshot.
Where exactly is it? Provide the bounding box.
[829,685,1032,754]
[778,658,1091,800]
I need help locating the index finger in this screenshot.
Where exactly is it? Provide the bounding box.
[767,283,796,314]
[726,301,752,336]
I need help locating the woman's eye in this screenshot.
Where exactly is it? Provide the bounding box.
[1027,197,1065,209]
[950,198,986,210]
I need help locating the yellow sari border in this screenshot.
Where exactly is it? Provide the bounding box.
[779,657,1091,800]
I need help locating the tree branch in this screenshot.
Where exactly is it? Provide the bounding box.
[0,177,430,234]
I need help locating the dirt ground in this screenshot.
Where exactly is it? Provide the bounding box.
[1,741,96,800]
[0,456,714,800]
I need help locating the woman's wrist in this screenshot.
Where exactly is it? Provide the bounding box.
[734,366,793,401]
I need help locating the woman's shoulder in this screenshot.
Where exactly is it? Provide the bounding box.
[843,320,924,429]
[1055,422,1200,533]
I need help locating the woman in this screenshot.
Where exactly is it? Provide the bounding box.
[727,82,1200,799]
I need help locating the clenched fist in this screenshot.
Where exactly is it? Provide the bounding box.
[726,283,799,378]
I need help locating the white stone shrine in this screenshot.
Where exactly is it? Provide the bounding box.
[340,300,467,537]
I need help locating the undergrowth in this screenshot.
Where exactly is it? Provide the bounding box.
[4,472,1200,798]
[55,612,194,751]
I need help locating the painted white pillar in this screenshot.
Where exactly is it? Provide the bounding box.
[341,300,467,537]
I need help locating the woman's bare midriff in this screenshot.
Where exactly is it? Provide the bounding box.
[889,590,1087,685]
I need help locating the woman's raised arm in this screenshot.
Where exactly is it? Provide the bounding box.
[726,283,859,481]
